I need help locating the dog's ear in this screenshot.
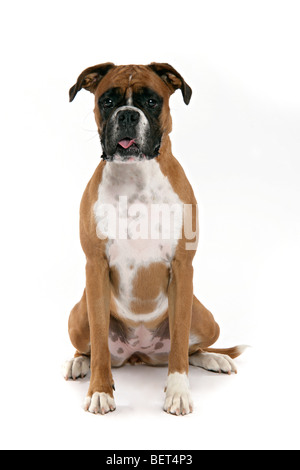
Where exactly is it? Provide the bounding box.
[69,62,116,102]
[148,62,192,105]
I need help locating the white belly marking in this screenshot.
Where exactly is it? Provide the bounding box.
[94,160,183,322]
[109,323,171,364]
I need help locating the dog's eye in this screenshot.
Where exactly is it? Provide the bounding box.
[103,98,114,109]
[147,99,157,109]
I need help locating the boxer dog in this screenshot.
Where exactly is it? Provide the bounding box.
[63,62,245,416]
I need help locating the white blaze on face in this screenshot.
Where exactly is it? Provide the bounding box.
[126,84,133,106]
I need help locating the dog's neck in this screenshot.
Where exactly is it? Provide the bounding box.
[103,159,156,189]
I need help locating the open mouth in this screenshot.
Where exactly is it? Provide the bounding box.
[118,138,137,149]
[117,138,140,153]
[101,136,160,162]
[114,138,143,162]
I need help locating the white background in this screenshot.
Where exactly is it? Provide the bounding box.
[0,0,299,450]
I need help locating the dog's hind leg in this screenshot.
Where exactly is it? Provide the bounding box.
[63,289,91,380]
[189,295,246,374]
[189,295,220,350]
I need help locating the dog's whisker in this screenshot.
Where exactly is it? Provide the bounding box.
[85,133,99,143]
[81,128,98,133]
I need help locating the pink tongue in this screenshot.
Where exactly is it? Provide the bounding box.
[118,139,135,149]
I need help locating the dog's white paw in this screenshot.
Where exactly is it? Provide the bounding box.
[62,356,90,381]
[189,351,237,374]
[84,393,116,415]
[164,372,193,416]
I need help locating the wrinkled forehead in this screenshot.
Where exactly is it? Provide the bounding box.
[95,65,171,100]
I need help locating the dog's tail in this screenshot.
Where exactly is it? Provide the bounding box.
[201,345,249,359]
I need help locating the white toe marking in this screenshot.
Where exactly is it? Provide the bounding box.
[189,352,237,374]
[84,393,116,415]
[62,356,90,380]
[164,372,193,416]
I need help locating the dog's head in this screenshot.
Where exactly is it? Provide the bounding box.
[69,62,192,162]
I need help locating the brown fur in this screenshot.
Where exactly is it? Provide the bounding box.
[130,262,169,314]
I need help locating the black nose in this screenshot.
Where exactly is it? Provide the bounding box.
[117,109,140,127]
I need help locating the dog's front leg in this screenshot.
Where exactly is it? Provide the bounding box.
[164,259,194,416]
[83,259,116,415]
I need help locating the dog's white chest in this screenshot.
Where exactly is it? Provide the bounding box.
[94,160,183,321]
